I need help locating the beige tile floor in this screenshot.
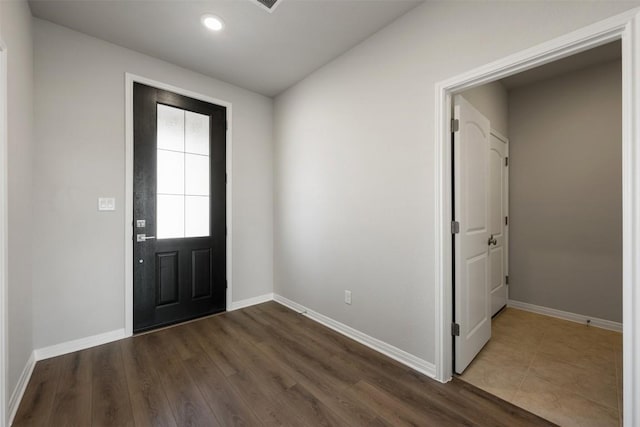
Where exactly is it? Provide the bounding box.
[459,308,623,427]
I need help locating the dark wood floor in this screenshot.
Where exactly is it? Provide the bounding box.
[13,301,555,426]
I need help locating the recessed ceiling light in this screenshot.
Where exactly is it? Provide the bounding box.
[201,14,224,32]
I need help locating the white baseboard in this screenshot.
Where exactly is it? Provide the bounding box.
[228,293,274,311]
[8,350,35,426]
[34,328,127,361]
[273,294,436,378]
[507,300,622,332]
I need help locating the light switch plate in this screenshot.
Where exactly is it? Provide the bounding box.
[98,197,116,211]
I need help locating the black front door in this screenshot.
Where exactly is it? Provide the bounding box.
[133,82,226,333]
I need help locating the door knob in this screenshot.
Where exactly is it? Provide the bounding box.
[488,235,497,246]
[136,234,156,242]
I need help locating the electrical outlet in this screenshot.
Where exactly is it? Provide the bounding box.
[98,197,116,211]
[345,290,352,305]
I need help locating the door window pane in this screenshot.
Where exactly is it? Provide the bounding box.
[157,150,184,195]
[185,154,210,196]
[157,195,185,239]
[157,104,185,152]
[156,104,212,239]
[185,196,210,238]
[185,111,210,155]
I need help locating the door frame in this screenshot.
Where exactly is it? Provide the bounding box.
[0,38,8,427]
[124,73,233,337]
[433,8,640,426]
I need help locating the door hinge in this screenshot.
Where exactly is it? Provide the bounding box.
[506,275,509,285]
[225,172,227,184]
[505,216,508,226]
[451,221,460,234]
[226,120,228,131]
[225,279,228,289]
[451,323,460,336]
[451,118,459,133]
[505,157,509,167]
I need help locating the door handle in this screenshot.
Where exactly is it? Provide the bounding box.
[488,235,497,246]
[136,234,156,242]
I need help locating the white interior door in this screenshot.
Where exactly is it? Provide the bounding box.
[489,131,509,316]
[453,95,491,374]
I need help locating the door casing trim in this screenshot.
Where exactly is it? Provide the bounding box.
[433,8,640,427]
[0,37,8,427]
[124,73,233,337]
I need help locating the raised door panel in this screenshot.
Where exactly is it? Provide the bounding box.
[192,249,213,300]
[156,252,179,306]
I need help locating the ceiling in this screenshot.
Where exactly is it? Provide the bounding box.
[29,0,423,97]
[501,40,621,89]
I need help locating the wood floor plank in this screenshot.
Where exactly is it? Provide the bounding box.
[332,341,525,427]
[48,350,93,426]
[450,378,557,426]
[91,344,134,427]
[215,310,374,425]
[194,314,298,400]
[319,334,515,427]
[255,307,345,357]
[213,316,298,393]
[189,317,244,376]
[256,341,377,426]
[284,383,346,427]
[230,309,360,387]
[140,332,220,427]
[14,301,556,427]
[194,318,306,425]
[224,368,305,427]
[223,308,273,344]
[120,337,178,427]
[257,302,413,379]
[398,367,556,426]
[367,416,395,427]
[165,326,263,427]
[261,311,550,427]
[243,305,341,363]
[12,357,62,426]
[354,379,471,426]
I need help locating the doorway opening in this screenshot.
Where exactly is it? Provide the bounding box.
[131,82,227,333]
[124,74,233,336]
[433,9,640,427]
[453,41,622,426]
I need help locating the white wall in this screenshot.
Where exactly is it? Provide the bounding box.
[0,0,34,414]
[274,1,639,364]
[509,60,622,322]
[461,81,509,137]
[33,19,273,349]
